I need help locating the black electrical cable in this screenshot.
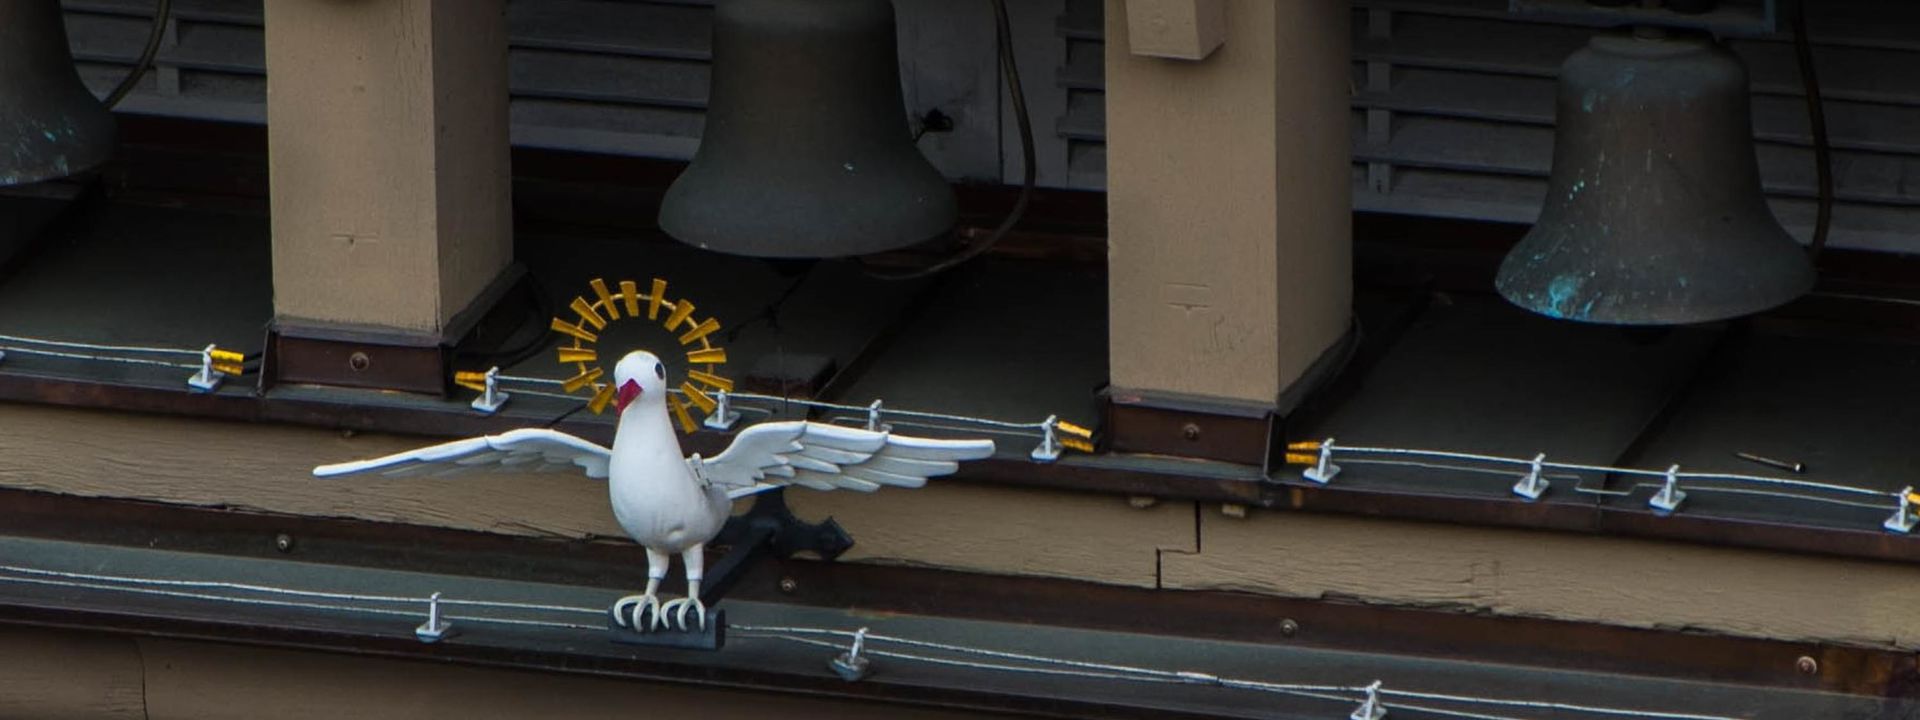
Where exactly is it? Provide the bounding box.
[871,0,1033,281]
[103,0,173,110]
[1789,0,1833,263]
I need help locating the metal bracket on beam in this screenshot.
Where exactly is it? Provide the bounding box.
[1649,464,1687,514]
[1512,453,1550,501]
[607,489,853,651]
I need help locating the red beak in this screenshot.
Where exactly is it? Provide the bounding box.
[614,379,643,412]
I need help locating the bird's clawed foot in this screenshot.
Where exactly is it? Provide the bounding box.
[611,592,663,631]
[660,595,707,631]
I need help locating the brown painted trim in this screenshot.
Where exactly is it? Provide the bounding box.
[0,487,1911,699]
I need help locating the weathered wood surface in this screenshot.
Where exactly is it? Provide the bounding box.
[6,401,1920,647]
[788,482,1195,588]
[0,628,147,720]
[0,402,1187,586]
[1162,511,1920,649]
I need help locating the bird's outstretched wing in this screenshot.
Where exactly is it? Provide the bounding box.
[698,421,994,499]
[313,428,613,480]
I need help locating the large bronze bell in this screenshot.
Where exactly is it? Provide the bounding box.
[659,0,957,258]
[0,0,117,186]
[1496,29,1814,325]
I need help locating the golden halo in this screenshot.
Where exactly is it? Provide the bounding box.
[549,277,732,432]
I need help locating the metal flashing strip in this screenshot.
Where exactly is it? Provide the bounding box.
[0,534,1891,718]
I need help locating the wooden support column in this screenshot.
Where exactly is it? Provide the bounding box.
[1103,1,1351,463]
[262,0,512,390]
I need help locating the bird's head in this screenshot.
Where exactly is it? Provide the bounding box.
[611,350,668,414]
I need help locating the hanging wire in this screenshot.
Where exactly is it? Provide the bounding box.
[870,0,1034,280]
[102,0,174,110]
[1788,0,1833,262]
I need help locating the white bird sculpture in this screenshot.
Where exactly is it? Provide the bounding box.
[314,350,996,632]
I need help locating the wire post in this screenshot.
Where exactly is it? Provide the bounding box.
[187,344,225,393]
[1512,453,1550,501]
[1303,438,1341,484]
[865,400,890,433]
[1885,487,1918,533]
[1350,680,1387,720]
[829,626,872,681]
[1031,415,1063,463]
[416,591,455,643]
[1650,464,1687,513]
[470,367,510,415]
[703,389,741,430]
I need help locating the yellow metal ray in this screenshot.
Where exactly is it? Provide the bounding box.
[1057,420,1094,439]
[454,371,488,392]
[620,280,641,317]
[562,367,605,393]
[686,369,733,392]
[681,382,716,413]
[648,279,668,320]
[667,395,697,433]
[587,383,616,415]
[686,347,728,364]
[550,318,598,343]
[556,347,598,364]
[590,279,620,320]
[677,317,720,345]
[570,297,608,330]
[663,299,696,331]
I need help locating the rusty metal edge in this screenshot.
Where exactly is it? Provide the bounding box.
[0,602,1215,720]
[738,559,1920,699]
[0,485,1910,699]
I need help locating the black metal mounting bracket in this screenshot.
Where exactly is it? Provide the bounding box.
[607,488,854,651]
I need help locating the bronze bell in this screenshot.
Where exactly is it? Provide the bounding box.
[1496,29,1814,325]
[0,0,117,186]
[659,0,957,258]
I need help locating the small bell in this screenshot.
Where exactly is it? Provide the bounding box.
[659,0,958,259]
[1496,28,1814,325]
[0,0,118,187]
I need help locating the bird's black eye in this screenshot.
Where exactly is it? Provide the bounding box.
[654,363,665,380]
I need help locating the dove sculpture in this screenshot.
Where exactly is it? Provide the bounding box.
[314,350,997,631]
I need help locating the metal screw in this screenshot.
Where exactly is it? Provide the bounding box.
[348,352,371,371]
[779,577,798,594]
[1279,619,1299,638]
[273,533,294,553]
[1796,656,1818,675]
[1127,495,1160,510]
[1181,423,1201,441]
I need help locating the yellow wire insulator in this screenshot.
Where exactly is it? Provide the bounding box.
[1908,490,1920,506]
[1056,420,1094,439]
[212,362,246,376]
[1287,440,1327,451]
[453,370,488,392]
[1284,452,1318,466]
[1061,437,1095,453]
[208,348,246,365]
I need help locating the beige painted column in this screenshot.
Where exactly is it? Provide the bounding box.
[1105,1,1351,405]
[264,0,512,334]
